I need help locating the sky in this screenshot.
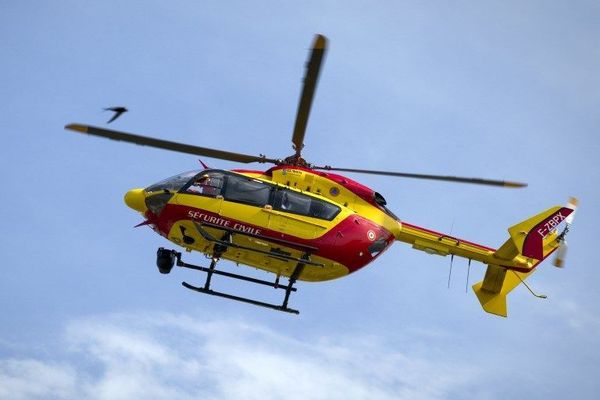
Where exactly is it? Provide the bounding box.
[1,1,599,399]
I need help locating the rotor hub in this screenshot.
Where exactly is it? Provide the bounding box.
[283,154,311,168]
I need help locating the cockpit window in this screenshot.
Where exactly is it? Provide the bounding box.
[146,170,200,193]
[184,172,225,197]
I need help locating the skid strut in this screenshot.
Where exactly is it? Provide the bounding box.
[173,251,303,315]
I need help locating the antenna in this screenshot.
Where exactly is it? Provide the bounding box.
[447,254,454,288]
[511,271,547,299]
[465,259,471,293]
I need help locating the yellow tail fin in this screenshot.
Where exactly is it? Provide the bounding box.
[473,205,575,317]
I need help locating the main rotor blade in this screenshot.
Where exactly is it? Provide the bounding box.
[291,34,327,157]
[65,124,280,164]
[313,166,527,188]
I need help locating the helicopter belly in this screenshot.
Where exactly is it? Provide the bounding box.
[165,219,350,281]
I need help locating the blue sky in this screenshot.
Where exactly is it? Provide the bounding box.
[1,1,599,399]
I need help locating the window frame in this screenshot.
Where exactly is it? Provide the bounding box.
[272,187,341,221]
[221,174,272,208]
[180,170,226,198]
[178,170,342,221]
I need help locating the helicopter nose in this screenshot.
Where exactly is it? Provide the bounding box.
[124,188,147,212]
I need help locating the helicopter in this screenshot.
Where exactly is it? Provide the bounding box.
[65,34,577,317]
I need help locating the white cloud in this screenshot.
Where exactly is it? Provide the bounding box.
[0,359,77,400]
[0,313,478,400]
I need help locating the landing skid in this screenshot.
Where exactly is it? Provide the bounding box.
[160,249,305,314]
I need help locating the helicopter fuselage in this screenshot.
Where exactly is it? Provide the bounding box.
[128,166,402,282]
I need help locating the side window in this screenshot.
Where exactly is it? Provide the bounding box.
[309,198,340,220]
[277,190,311,215]
[185,172,224,197]
[223,175,271,207]
[273,189,340,220]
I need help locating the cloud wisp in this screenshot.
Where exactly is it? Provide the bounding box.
[0,313,477,400]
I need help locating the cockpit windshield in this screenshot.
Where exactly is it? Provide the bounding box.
[146,170,200,193]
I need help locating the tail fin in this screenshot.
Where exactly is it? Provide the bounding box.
[473,205,575,317]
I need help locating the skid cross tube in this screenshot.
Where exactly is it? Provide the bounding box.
[204,258,217,290]
[282,253,309,309]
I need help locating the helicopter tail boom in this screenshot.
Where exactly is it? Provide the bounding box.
[397,204,576,317]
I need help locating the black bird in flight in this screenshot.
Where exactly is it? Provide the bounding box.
[104,106,128,123]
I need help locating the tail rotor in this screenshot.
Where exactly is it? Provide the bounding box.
[553,197,578,268]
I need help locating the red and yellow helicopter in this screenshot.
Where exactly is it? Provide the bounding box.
[66,34,577,317]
